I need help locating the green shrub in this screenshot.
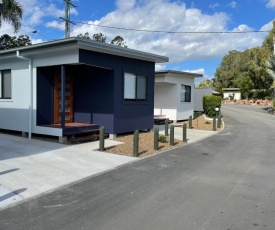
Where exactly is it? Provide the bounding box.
[158,135,167,143]
[203,95,222,118]
[194,111,203,118]
[205,121,211,124]
[273,97,275,110]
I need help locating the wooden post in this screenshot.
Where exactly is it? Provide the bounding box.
[154,127,159,150]
[133,130,139,157]
[170,125,174,146]
[99,126,105,151]
[165,119,169,136]
[182,124,187,142]
[188,116,192,129]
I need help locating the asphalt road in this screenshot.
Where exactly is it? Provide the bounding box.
[1,105,275,230]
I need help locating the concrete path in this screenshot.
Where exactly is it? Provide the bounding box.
[0,126,220,210]
[0,134,136,210]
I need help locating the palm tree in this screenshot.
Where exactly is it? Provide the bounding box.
[0,0,23,33]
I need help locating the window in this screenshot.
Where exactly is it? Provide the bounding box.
[0,70,11,99]
[124,73,147,101]
[180,84,191,102]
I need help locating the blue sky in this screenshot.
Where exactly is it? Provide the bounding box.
[1,0,275,85]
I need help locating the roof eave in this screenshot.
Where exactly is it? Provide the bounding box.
[156,70,203,78]
[0,37,169,63]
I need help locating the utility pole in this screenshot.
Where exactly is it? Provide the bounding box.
[60,0,76,38]
[0,0,3,13]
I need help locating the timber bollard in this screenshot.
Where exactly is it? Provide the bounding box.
[99,126,105,151]
[182,123,187,142]
[154,127,159,150]
[165,119,169,136]
[133,130,139,157]
[217,113,221,128]
[212,116,216,131]
[170,125,175,146]
[189,115,192,129]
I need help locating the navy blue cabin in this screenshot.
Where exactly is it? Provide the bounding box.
[30,38,168,139]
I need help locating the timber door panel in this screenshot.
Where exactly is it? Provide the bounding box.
[54,72,73,124]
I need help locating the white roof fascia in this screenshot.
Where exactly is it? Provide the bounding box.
[156,70,203,78]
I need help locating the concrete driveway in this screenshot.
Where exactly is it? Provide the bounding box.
[0,133,136,209]
[0,125,218,210]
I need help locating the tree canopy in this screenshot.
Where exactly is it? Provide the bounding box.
[77,32,127,47]
[196,79,213,88]
[0,34,32,50]
[0,0,23,33]
[213,22,275,99]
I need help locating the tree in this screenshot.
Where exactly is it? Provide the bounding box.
[267,53,275,79]
[77,32,90,39]
[196,79,213,88]
[238,76,254,99]
[0,34,31,50]
[110,36,127,47]
[92,32,106,43]
[77,32,127,47]
[0,0,23,33]
[213,47,273,98]
[213,50,242,93]
[262,20,275,54]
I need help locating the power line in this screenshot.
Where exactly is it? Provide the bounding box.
[73,20,270,34]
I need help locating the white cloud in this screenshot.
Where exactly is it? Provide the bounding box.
[155,64,166,71]
[183,68,205,75]
[209,3,219,10]
[266,0,275,8]
[116,0,136,11]
[31,38,44,44]
[46,21,65,31]
[18,1,78,29]
[227,1,237,9]
[70,0,266,64]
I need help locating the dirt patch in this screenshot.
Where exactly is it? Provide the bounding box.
[105,132,185,158]
[105,115,223,158]
[177,115,223,131]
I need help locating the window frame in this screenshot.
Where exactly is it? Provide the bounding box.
[0,69,12,100]
[180,84,191,102]
[124,72,147,102]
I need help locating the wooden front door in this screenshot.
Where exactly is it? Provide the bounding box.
[54,72,73,124]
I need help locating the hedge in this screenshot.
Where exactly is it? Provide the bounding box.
[203,95,222,118]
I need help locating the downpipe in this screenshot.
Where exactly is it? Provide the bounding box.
[16,51,33,139]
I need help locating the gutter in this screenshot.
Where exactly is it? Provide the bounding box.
[16,51,33,139]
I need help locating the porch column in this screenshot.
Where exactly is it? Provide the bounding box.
[61,65,66,128]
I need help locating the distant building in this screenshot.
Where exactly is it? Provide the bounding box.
[222,88,241,100]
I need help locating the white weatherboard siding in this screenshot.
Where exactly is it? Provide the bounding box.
[194,88,212,111]
[0,59,30,132]
[0,49,78,136]
[154,82,177,120]
[154,72,199,121]
[175,77,195,121]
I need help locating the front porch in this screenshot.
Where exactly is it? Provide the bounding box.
[36,64,115,143]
